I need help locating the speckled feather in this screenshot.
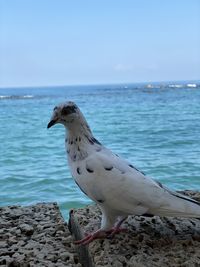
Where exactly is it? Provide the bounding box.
[48,101,200,231]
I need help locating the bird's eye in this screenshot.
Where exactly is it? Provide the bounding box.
[61,106,77,116]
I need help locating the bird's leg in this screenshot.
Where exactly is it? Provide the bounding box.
[107,216,128,238]
[74,217,128,245]
[74,229,109,245]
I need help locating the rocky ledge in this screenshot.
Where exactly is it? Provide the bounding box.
[69,191,200,267]
[0,191,200,267]
[0,203,81,267]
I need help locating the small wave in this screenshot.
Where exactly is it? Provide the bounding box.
[23,95,34,98]
[168,84,183,88]
[187,83,197,88]
[0,95,34,100]
[0,95,10,99]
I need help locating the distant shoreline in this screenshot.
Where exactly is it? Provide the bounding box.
[0,79,200,90]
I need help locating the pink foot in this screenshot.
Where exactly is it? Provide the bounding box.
[74,229,108,245]
[74,227,127,245]
[107,227,127,239]
[107,216,128,239]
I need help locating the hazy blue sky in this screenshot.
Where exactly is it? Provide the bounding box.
[0,0,199,87]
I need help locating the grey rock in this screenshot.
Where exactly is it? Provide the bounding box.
[19,224,34,236]
[60,251,71,261]
[0,203,80,267]
[70,190,200,267]
[0,241,8,248]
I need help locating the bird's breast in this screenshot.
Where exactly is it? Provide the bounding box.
[69,160,105,203]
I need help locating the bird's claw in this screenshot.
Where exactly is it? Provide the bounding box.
[74,230,108,245]
[106,227,128,239]
[74,227,127,245]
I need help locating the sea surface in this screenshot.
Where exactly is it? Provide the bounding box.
[0,83,200,219]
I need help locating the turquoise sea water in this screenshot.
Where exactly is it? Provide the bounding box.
[0,84,200,219]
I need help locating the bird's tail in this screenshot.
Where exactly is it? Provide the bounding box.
[150,190,200,218]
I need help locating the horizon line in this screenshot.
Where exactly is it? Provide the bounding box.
[0,79,199,90]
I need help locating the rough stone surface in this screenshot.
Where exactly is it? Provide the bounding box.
[70,190,200,267]
[1,191,200,267]
[0,203,81,267]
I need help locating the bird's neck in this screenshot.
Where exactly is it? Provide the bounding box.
[65,120,102,162]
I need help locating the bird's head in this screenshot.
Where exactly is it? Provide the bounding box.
[47,101,81,129]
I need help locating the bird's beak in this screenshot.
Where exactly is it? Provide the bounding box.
[47,119,57,129]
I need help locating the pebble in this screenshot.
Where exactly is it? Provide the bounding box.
[19,224,34,236]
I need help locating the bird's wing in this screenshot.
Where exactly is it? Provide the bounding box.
[84,149,200,218]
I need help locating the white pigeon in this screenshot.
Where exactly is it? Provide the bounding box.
[47,101,200,245]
